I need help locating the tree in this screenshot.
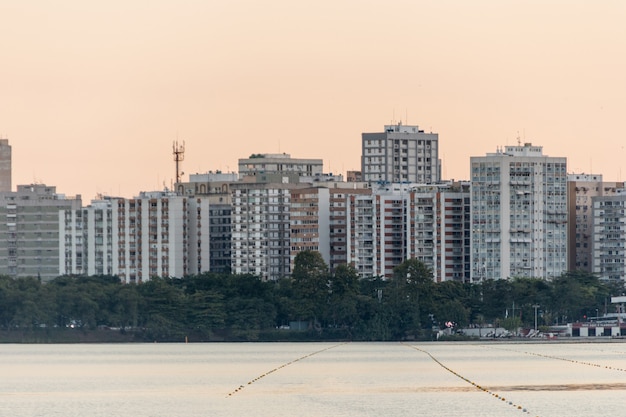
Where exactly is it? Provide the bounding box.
[327,264,360,329]
[386,259,435,338]
[292,251,330,325]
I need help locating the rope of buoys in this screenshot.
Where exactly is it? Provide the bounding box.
[227,342,349,397]
[403,343,537,416]
[484,345,626,373]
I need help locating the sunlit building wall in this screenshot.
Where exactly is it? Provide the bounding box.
[470,143,567,281]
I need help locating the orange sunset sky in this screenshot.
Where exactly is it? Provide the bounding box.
[1,1,625,200]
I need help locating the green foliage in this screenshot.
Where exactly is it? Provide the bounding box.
[0,259,623,342]
[292,251,330,323]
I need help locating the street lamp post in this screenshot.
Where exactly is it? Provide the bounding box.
[532,304,540,332]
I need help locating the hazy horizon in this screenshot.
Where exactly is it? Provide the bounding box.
[1,1,624,200]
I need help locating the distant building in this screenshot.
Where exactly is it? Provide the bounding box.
[230,182,299,280]
[0,184,82,281]
[175,171,238,197]
[361,123,441,184]
[345,182,470,281]
[592,191,626,282]
[112,191,191,283]
[60,197,116,277]
[238,153,323,181]
[567,174,623,272]
[471,143,567,281]
[0,139,11,192]
[175,172,235,274]
[289,183,371,272]
[346,170,362,182]
[61,191,231,282]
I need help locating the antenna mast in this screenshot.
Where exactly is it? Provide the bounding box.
[173,140,185,184]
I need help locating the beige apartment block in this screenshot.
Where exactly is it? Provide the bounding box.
[0,184,81,281]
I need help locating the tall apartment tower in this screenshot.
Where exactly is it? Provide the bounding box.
[470,143,567,281]
[230,182,297,281]
[0,139,11,192]
[345,182,470,281]
[567,174,623,272]
[176,171,237,274]
[0,184,82,281]
[361,123,440,184]
[592,191,626,282]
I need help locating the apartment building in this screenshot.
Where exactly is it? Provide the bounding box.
[567,174,624,272]
[176,171,235,274]
[435,183,471,282]
[60,198,115,276]
[238,153,323,181]
[230,182,297,280]
[470,143,567,281]
[289,184,371,272]
[346,182,470,281]
[113,192,189,283]
[0,139,11,192]
[361,123,441,184]
[0,184,82,281]
[592,192,626,282]
[61,191,227,281]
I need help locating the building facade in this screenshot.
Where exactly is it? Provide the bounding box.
[60,198,115,277]
[361,123,440,184]
[0,139,11,192]
[238,153,323,181]
[471,143,568,281]
[0,184,82,281]
[289,184,371,272]
[567,174,623,272]
[346,182,470,281]
[592,192,626,282]
[230,182,296,280]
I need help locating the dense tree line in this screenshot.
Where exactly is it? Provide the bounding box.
[0,251,623,342]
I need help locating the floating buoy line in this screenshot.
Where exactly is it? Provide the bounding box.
[227,342,349,397]
[484,345,626,373]
[403,343,537,416]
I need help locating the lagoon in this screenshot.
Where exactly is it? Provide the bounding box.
[2,341,626,417]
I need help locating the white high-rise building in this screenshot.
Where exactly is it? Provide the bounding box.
[60,198,115,277]
[361,123,440,184]
[230,182,296,280]
[470,143,567,281]
[61,191,217,282]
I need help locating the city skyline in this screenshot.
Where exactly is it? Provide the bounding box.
[1,1,625,199]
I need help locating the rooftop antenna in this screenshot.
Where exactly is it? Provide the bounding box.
[173,139,185,184]
[517,131,521,146]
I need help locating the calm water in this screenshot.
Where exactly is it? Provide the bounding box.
[2,341,626,417]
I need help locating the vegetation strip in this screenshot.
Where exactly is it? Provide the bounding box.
[484,345,626,373]
[403,343,536,416]
[227,342,348,397]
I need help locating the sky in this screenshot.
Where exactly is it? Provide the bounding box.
[1,1,625,200]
